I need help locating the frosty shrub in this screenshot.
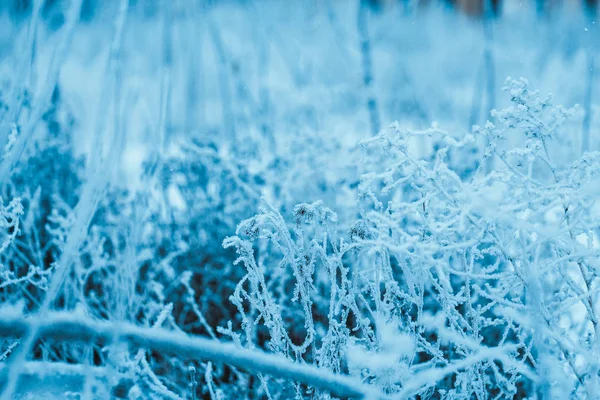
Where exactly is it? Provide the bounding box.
[0,29,599,397]
[220,78,600,399]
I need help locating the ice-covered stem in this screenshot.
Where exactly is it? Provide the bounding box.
[183,3,203,133]
[158,0,173,150]
[483,0,496,116]
[357,0,380,136]
[88,0,129,174]
[188,365,197,400]
[582,50,595,154]
[0,0,42,135]
[469,0,496,134]
[482,0,496,173]
[0,311,389,400]
[207,18,236,141]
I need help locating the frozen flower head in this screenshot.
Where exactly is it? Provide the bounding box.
[293,201,338,226]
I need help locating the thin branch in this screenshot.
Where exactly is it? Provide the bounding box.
[0,312,390,400]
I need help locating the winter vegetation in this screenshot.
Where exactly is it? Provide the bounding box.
[0,0,599,398]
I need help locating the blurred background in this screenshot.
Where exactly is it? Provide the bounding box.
[1,0,598,184]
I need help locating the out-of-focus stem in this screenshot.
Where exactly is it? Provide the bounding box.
[0,2,127,399]
[358,0,380,136]
[582,51,594,154]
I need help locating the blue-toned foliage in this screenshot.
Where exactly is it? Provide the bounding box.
[0,1,599,399]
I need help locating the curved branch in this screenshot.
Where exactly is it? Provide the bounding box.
[0,312,388,400]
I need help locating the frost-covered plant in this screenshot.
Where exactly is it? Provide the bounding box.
[0,197,24,291]
[218,78,600,399]
[222,200,356,398]
[0,86,84,311]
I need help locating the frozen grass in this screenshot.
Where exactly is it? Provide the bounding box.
[0,0,599,399]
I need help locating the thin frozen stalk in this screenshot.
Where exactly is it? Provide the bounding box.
[0,0,82,185]
[582,51,594,154]
[0,0,42,149]
[357,0,380,136]
[0,2,129,399]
